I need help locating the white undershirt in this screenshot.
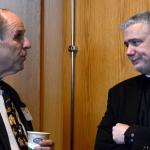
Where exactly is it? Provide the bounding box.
[0,93,19,150]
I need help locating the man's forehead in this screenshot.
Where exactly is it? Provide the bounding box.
[0,10,25,30]
[124,23,150,40]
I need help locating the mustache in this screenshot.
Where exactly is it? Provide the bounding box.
[128,56,140,61]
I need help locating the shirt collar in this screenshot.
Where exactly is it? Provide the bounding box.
[145,74,150,78]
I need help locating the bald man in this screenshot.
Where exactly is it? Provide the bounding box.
[0,9,54,150]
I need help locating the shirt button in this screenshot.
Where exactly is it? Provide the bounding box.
[131,133,134,137]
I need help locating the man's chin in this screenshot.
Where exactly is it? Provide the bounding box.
[16,65,24,72]
[135,66,150,74]
[0,64,24,78]
[13,65,24,74]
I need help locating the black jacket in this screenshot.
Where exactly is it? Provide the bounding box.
[0,80,33,150]
[95,75,150,150]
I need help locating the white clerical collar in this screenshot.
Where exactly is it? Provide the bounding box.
[145,74,150,78]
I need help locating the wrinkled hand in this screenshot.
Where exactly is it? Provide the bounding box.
[34,139,54,150]
[112,123,129,144]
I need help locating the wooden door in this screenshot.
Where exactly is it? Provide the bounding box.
[64,0,150,149]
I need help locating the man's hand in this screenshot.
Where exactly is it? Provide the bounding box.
[112,123,129,144]
[34,139,54,150]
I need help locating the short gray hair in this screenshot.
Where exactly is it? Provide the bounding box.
[121,11,150,30]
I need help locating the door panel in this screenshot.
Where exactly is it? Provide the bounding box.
[64,0,149,149]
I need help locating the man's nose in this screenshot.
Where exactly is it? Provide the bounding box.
[126,45,136,56]
[23,37,31,49]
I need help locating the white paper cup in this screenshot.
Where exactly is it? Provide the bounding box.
[27,131,50,149]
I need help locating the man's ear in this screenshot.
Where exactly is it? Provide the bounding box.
[0,40,4,45]
[0,40,5,45]
[0,40,5,49]
[0,40,10,49]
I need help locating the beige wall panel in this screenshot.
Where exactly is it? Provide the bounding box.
[43,0,64,150]
[0,0,41,130]
[64,0,150,149]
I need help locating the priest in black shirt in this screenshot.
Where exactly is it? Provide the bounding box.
[95,11,150,150]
